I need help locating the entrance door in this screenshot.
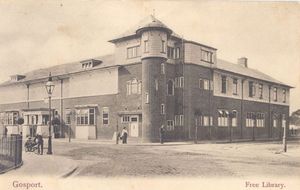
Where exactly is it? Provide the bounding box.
[130,116,139,137]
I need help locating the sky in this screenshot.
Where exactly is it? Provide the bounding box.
[0,0,299,112]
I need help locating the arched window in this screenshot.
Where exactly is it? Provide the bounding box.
[167,80,174,95]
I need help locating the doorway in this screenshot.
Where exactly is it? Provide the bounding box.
[129,116,139,137]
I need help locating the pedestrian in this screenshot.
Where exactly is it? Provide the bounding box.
[121,127,128,144]
[4,126,7,137]
[34,134,44,155]
[160,125,166,144]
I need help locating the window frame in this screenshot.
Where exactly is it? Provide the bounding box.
[221,76,227,94]
[283,89,287,103]
[258,83,263,99]
[175,115,184,126]
[161,104,165,115]
[121,115,130,123]
[161,40,166,53]
[201,49,213,63]
[249,81,256,97]
[167,120,174,131]
[102,107,109,126]
[273,87,278,102]
[161,63,165,74]
[232,78,238,95]
[144,40,149,53]
[127,46,140,59]
[246,112,255,127]
[126,79,142,95]
[76,108,96,126]
[167,80,174,96]
[217,110,229,127]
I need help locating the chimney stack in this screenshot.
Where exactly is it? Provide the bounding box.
[238,57,248,68]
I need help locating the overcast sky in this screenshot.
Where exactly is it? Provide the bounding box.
[0,0,299,112]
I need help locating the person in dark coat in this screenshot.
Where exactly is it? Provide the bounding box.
[4,127,8,137]
[121,127,128,144]
[34,134,44,155]
[160,125,166,144]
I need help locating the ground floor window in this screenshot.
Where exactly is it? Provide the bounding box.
[282,114,286,128]
[121,115,130,123]
[175,115,184,126]
[102,107,109,126]
[42,115,49,125]
[246,112,255,127]
[0,111,19,125]
[218,110,229,127]
[166,120,174,131]
[76,108,95,125]
[197,115,213,126]
[273,119,278,127]
[256,113,265,127]
[65,109,71,125]
[231,111,237,127]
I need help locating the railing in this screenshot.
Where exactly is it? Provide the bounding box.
[0,134,23,172]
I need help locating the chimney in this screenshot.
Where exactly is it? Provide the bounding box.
[238,57,248,68]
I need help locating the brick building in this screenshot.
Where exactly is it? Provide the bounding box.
[0,16,292,142]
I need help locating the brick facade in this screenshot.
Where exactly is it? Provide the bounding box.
[0,16,292,142]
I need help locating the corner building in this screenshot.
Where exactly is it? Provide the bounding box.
[0,16,292,142]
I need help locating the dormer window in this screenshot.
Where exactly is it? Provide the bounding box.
[80,59,102,69]
[10,75,26,82]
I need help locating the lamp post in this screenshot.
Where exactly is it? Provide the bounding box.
[45,72,55,155]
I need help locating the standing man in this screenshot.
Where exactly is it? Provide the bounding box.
[121,127,128,144]
[160,125,166,144]
[4,126,8,137]
[34,134,44,155]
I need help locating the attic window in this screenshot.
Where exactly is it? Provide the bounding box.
[10,75,26,82]
[80,59,102,69]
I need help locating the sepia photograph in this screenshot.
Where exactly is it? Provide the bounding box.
[0,0,300,190]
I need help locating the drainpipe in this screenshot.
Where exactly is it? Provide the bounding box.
[240,79,245,139]
[268,85,272,138]
[60,79,63,138]
[26,84,30,109]
[209,68,213,140]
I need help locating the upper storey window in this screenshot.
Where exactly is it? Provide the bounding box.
[232,78,238,95]
[144,40,149,53]
[127,46,140,59]
[175,47,180,59]
[167,46,174,59]
[126,78,142,95]
[258,83,263,99]
[161,40,166,53]
[201,49,213,63]
[273,87,278,102]
[221,76,227,94]
[167,80,174,96]
[283,89,287,103]
[249,81,256,97]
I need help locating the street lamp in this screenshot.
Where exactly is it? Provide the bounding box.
[45,72,55,155]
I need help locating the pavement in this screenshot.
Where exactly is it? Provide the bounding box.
[2,151,78,178]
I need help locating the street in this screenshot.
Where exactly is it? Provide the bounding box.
[51,139,300,178]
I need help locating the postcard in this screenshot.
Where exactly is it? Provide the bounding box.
[0,1,299,190]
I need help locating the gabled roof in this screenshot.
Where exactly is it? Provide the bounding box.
[0,54,116,86]
[216,59,292,88]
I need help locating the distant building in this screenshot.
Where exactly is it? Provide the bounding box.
[0,16,292,142]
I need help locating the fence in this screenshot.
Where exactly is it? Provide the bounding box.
[0,134,23,172]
